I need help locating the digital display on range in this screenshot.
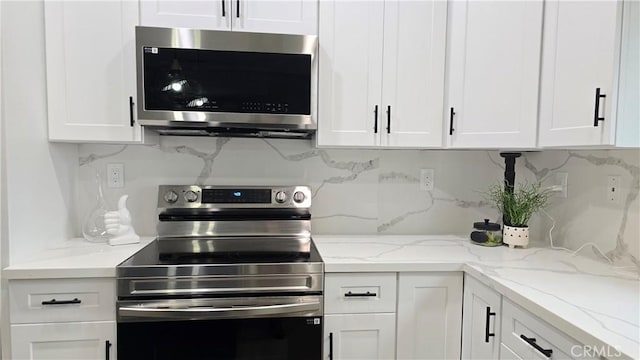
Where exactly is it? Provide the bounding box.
[202,189,271,204]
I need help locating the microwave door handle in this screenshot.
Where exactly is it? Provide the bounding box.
[119,302,321,321]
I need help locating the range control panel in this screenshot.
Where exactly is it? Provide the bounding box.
[157,185,312,209]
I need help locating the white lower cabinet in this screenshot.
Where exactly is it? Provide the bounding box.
[11,321,115,360]
[324,314,396,360]
[501,299,597,360]
[396,272,463,360]
[499,343,523,360]
[324,272,463,360]
[8,278,117,360]
[461,274,502,360]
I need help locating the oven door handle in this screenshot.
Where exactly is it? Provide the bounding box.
[119,301,321,320]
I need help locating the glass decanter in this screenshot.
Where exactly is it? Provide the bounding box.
[82,170,109,243]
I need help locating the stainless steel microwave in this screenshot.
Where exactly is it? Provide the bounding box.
[135,26,318,139]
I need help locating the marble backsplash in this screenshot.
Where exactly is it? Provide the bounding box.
[77,138,639,268]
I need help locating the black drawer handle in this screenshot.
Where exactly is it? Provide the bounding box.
[520,335,553,358]
[344,291,376,297]
[484,306,496,343]
[593,87,606,127]
[328,332,333,360]
[221,0,225,17]
[42,298,81,305]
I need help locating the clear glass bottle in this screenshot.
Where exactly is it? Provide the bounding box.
[82,170,109,243]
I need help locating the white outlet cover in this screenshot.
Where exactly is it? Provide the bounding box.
[420,169,435,191]
[107,163,124,188]
[607,175,621,204]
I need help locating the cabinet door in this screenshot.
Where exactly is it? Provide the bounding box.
[499,343,525,360]
[317,1,384,147]
[381,0,447,148]
[539,0,623,147]
[324,313,396,360]
[45,1,144,143]
[11,321,115,360]
[139,0,231,31]
[233,0,317,35]
[447,0,542,148]
[396,272,463,360]
[461,275,502,360]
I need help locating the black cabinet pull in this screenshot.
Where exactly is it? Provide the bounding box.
[386,105,391,134]
[328,332,333,360]
[374,105,379,133]
[344,291,377,297]
[484,306,496,343]
[236,0,240,18]
[41,298,81,305]
[105,340,112,360]
[593,87,606,127]
[221,0,226,17]
[520,335,553,358]
[129,96,135,127]
[449,107,456,135]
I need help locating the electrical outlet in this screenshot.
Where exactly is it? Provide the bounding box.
[107,163,124,188]
[420,169,435,191]
[556,172,568,198]
[607,175,621,204]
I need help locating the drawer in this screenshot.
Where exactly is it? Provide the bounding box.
[501,299,597,360]
[9,278,116,324]
[325,273,396,314]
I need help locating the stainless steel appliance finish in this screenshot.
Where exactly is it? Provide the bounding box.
[135,26,318,139]
[116,184,323,359]
[155,185,312,255]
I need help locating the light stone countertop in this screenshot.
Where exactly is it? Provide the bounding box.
[2,237,153,279]
[313,235,640,360]
[2,235,638,359]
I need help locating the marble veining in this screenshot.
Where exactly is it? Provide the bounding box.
[523,151,640,268]
[314,235,639,360]
[262,139,379,198]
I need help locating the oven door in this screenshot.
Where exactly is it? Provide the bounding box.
[117,296,323,360]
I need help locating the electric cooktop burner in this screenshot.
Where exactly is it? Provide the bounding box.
[122,239,322,267]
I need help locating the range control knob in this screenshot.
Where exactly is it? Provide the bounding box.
[184,190,198,203]
[293,191,306,203]
[274,191,287,204]
[164,190,179,204]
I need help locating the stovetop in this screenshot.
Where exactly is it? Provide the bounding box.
[117,238,324,279]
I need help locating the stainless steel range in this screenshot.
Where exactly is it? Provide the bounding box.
[116,185,323,360]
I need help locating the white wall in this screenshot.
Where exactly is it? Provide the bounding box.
[1,1,78,265]
[77,138,640,268]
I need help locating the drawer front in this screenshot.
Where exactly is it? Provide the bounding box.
[325,273,397,314]
[9,278,116,324]
[501,299,597,360]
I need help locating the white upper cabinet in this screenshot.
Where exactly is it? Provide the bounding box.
[233,1,318,35]
[139,0,231,31]
[139,0,318,35]
[318,0,447,148]
[447,0,543,149]
[616,1,640,148]
[45,1,145,143]
[317,1,384,147]
[381,1,447,148]
[538,0,623,147]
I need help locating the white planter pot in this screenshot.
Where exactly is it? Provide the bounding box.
[503,225,529,248]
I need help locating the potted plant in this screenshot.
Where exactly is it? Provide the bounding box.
[486,181,551,248]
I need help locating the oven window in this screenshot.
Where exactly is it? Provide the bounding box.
[142,47,311,115]
[117,317,322,360]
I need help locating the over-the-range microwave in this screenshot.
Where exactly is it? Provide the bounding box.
[135,26,318,139]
